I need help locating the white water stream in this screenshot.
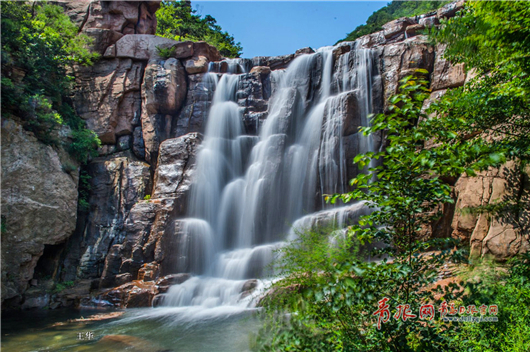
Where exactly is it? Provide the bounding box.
[154,44,380,320]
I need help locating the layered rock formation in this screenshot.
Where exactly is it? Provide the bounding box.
[2,0,527,310]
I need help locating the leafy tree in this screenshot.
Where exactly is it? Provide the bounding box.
[156,0,243,58]
[430,1,530,160]
[1,1,100,163]
[337,1,448,44]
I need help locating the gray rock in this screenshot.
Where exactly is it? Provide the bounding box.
[141,58,188,164]
[153,133,202,199]
[1,119,78,306]
[75,156,150,279]
[173,73,217,137]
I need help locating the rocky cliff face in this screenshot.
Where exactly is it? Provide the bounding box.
[2,0,527,310]
[1,119,79,309]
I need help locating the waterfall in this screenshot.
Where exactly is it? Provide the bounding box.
[159,44,380,317]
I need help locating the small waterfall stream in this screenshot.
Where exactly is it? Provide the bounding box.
[159,44,381,319]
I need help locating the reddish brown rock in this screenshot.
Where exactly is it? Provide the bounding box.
[250,66,272,75]
[58,1,161,54]
[152,133,202,199]
[184,56,209,74]
[115,34,179,61]
[192,41,222,62]
[382,17,416,39]
[174,73,217,137]
[381,37,435,109]
[72,58,144,144]
[99,280,158,308]
[430,44,466,91]
[137,262,159,281]
[437,0,465,19]
[295,47,315,57]
[461,163,530,260]
[405,24,425,37]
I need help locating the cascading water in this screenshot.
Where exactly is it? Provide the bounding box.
[158,43,381,319]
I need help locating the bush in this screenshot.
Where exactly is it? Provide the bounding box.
[156,1,242,58]
[53,280,75,293]
[1,1,100,163]
[157,46,177,59]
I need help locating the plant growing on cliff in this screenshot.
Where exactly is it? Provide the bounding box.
[1,1,100,163]
[156,0,243,58]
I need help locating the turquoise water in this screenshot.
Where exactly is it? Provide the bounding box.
[1,308,261,352]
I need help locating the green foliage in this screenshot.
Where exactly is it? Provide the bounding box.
[78,170,92,213]
[428,1,530,165]
[1,1,100,163]
[445,254,530,352]
[157,46,178,60]
[1,216,6,235]
[144,194,152,201]
[53,280,75,293]
[156,0,242,58]
[330,73,463,253]
[337,1,448,43]
[424,1,530,233]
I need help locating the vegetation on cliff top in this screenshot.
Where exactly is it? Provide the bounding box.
[337,1,448,43]
[257,2,530,351]
[1,1,100,163]
[156,0,243,58]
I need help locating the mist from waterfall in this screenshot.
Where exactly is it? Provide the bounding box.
[160,44,381,318]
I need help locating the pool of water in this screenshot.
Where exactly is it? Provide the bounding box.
[1,307,262,352]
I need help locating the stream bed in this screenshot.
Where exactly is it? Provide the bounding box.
[1,307,261,352]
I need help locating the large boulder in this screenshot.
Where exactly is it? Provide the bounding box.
[153,133,202,198]
[114,35,180,61]
[381,36,435,110]
[453,162,530,260]
[382,17,416,40]
[1,119,79,307]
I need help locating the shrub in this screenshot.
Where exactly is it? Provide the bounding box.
[156,46,177,59]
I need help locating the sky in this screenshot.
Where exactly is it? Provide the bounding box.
[193,1,389,58]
